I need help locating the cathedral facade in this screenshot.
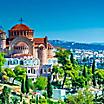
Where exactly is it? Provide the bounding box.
[0,23,57,80]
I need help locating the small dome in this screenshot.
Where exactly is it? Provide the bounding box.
[0,30,5,34]
[11,24,32,31]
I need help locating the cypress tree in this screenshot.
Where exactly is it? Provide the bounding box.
[70,53,74,65]
[25,75,29,94]
[47,75,52,98]
[82,65,86,77]
[92,59,96,87]
[92,59,95,74]
[82,65,87,85]
[21,79,26,94]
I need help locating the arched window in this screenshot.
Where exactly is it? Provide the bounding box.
[20,60,24,65]
[34,69,35,74]
[24,31,26,36]
[44,69,47,73]
[40,46,44,50]
[48,68,51,72]
[17,31,19,35]
[20,31,22,35]
[14,31,16,36]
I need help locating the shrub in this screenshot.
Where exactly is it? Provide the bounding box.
[30,98,35,103]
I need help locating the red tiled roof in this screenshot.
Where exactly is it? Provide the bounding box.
[33,38,45,44]
[11,24,32,31]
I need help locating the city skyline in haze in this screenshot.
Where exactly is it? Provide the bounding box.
[0,0,104,43]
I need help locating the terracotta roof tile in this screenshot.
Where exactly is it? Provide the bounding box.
[0,30,5,35]
[12,54,32,57]
[48,43,54,49]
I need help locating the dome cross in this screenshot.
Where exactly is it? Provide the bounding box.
[19,17,24,24]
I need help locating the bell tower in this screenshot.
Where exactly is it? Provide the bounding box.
[0,30,6,50]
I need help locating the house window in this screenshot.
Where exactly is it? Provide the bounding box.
[9,60,12,65]
[44,69,47,73]
[8,61,9,65]
[31,68,35,74]
[13,60,18,65]
[28,70,30,73]
[40,69,42,74]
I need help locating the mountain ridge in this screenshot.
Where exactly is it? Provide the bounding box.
[49,40,104,51]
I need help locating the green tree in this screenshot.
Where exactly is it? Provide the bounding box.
[0,69,8,83]
[11,96,19,104]
[0,52,6,72]
[67,64,81,89]
[47,75,52,98]
[51,65,64,88]
[0,68,15,83]
[13,65,26,83]
[4,68,15,78]
[55,48,82,89]
[82,65,88,86]
[0,68,16,83]
[95,69,104,88]
[34,76,47,90]
[72,75,85,89]
[0,53,6,80]
[28,78,34,90]
[55,48,72,88]
[0,86,11,104]
[66,88,94,104]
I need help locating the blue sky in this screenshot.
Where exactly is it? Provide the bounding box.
[0,0,104,43]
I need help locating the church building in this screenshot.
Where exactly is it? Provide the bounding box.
[0,23,54,64]
[0,22,57,80]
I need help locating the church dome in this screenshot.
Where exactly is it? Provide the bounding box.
[11,24,32,31]
[9,23,34,40]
